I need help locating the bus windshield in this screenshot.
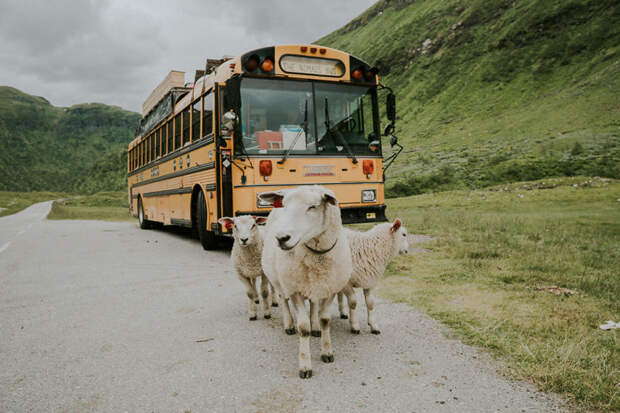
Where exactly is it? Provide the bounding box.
[238,77,380,157]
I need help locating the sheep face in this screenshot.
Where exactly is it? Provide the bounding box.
[390,219,409,255]
[259,186,338,251]
[218,215,266,247]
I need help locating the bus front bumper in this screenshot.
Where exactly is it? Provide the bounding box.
[237,204,387,225]
[340,204,387,224]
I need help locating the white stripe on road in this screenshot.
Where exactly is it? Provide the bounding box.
[0,242,10,254]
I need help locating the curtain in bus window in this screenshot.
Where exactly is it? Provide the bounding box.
[203,93,213,137]
[314,83,376,156]
[239,78,315,155]
[192,101,200,140]
[182,108,190,145]
[174,114,181,150]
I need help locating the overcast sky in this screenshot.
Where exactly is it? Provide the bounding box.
[0,0,376,113]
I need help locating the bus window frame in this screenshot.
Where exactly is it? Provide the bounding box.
[233,76,382,158]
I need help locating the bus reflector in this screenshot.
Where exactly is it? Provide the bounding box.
[363,160,374,175]
[352,68,364,81]
[261,58,274,72]
[300,46,308,52]
[259,160,273,176]
[319,48,326,54]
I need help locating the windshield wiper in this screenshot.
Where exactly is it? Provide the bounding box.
[277,100,308,165]
[322,97,358,164]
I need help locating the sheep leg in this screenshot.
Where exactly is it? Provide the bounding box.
[310,300,321,337]
[238,275,259,320]
[342,284,360,334]
[319,295,335,363]
[281,295,296,335]
[290,293,312,378]
[363,288,380,334]
[270,282,279,307]
[250,278,259,304]
[337,291,348,319]
[260,275,272,319]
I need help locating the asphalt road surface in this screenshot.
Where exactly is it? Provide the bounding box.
[0,202,565,412]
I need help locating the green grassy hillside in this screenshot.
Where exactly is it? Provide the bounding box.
[0,86,139,193]
[317,0,620,196]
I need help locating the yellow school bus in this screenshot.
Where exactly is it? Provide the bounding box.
[127,45,402,249]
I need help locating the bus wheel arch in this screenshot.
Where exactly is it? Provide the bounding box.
[137,196,152,230]
[192,185,218,250]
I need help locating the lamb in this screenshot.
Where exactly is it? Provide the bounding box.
[259,186,352,379]
[335,219,409,334]
[218,215,275,320]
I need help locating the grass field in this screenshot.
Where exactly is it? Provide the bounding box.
[47,191,132,222]
[0,191,64,218]
[378,176,619,411]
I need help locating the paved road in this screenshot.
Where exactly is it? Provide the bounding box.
[0,202,565,412]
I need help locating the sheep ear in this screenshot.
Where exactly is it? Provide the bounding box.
[321,188,338,205]
[218,217,234,229]
[258,190,285,208]
[253,216,268,225]
[390,219,402,233]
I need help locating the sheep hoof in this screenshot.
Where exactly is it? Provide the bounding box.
[285,328,297,335]
[249,316,257,321]
[371,329,381,335]
[299,369,312,379]
[254,300,259,304]
[311,330,321,337]
[351,329,360,335]
[340,314,348,319]
[264,314,271,319]
[272,302,279,307]
[321,354,334,363]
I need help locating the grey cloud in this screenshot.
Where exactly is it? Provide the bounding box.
[0,0,376,112]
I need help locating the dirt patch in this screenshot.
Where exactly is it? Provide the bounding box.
[252,384,304,413]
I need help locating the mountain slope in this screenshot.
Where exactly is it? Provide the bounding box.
[317,0,620,195]
[0,87,139,192]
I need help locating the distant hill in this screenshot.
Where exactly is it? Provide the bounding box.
[317,0,620,196]
[0,86,139,193]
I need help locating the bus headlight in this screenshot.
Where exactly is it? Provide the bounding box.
[257,195,271,208]
[361,189,376,203]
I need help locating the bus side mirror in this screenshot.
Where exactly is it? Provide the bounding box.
[386,93,396,122]
[222,110,238,131]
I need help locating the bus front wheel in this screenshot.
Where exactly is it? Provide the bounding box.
[196,190,217,250]
[138,197,151,230]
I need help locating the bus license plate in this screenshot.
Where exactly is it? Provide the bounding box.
[366,212,376,219]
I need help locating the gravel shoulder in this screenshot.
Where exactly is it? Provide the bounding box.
[0,203,566,412]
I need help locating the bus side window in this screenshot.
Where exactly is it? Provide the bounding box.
[183,107,190,146]
[174,114,181,151]
[167,121,172,154]
[203,93,213,137]
[151,133,155,162]
[192,100,200,141]
[155,129,160,158]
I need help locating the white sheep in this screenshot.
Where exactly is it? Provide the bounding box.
[334,219,409,334]
[218,215,275,320]
[259,186,352,379]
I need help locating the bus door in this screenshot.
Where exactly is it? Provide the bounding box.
[218,82,235,220]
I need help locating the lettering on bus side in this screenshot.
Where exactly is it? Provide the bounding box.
[303,164,335,177]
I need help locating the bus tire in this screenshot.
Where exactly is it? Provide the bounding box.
[197,190,217,250]
[138,197,151,230]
